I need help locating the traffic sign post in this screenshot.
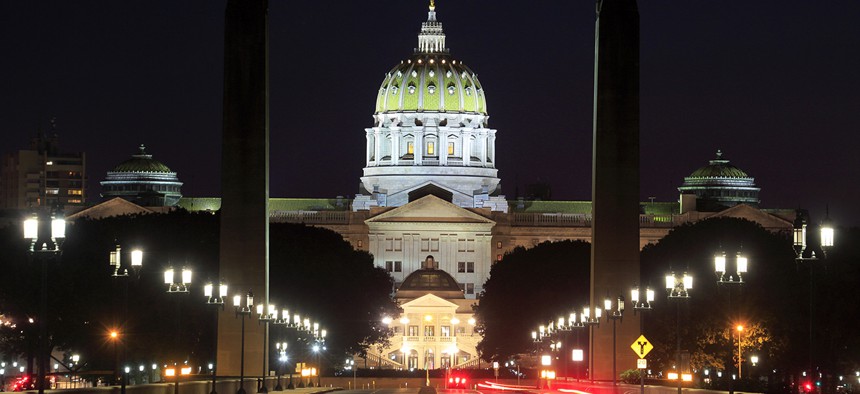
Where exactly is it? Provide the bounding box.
[630,335,653,394]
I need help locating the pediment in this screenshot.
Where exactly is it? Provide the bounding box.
[67,198,154,220]
[366,195,495,224]
[710,204,792,230]
[401,293,461,310]
[387,181,475,205]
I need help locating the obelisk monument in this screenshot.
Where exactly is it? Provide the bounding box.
[218,0,270,379]
[590,0,641,384]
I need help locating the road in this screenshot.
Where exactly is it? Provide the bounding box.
[336,389,482,394]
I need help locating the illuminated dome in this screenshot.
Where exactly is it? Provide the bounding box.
[356,2,505,211]
[101,145,183,207]
[678,150,760,211]
[375,56,486,115]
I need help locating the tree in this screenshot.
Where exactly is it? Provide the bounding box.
[0,210,399,374]
[475,240,590,363]
[640,217,804,383]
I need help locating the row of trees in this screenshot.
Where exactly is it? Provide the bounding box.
[0,210,400,375]
[476,218,860,390]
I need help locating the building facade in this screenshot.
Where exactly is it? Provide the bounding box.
[0,131,86,210]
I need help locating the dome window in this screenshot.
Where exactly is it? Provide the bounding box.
[465,86,472,96]
[412,70,418,78]
[391,85,399,95]
[428,69,435,78]
[461,71,467,79]
[396,70,402,77]
[447,85,456,95]
[446,70,452,78]
[428,84,436,94]
[408,85,416,94]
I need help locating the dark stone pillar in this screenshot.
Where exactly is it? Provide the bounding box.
[217,0,269,378]
[590,0,641,384]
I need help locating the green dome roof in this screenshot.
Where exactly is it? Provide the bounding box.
[374,3,487,115]
[375,55,487,115]
[688,150,750,179]
[112,145,173,173]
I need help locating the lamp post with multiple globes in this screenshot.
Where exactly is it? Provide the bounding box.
[164,267,191,394]
[631,286,654,394]
[666,272,693,394]
[23,209,65,394]
[603,296,625,386]
[233,291,254,394]
[204,281,228,394]
[714,250,748,394]
[109,245,142,387]
[793,211,835,387]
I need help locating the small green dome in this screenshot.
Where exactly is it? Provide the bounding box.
[688,150,750,179]
[112,145,172,173]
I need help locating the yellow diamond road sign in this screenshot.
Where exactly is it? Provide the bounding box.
[630,335,653,359]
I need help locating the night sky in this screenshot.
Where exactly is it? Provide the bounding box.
[2,1,859,225]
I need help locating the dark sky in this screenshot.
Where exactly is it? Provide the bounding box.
[2,1,859,225]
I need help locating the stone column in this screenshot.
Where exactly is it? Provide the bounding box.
[391,128,401,165]
[365,129,374,166]
[590,0,641,383]
[462,129,472,166]
[439,127,449,166]
[374,130,382,165]
[218,0,269,377]
[414,129,424,165]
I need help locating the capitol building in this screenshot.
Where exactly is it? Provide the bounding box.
[71,2,796,370]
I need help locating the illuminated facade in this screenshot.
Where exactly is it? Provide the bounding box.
[354,2,506,212]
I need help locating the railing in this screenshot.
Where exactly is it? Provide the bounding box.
[439,337,453,342]
[270,210,350,224]
[511,213,687,228]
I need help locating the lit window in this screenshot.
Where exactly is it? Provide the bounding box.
[391,86,399,95]
[408,85,416,94]
[428,70,435,78]
[465,87,472,96]
[424,326,435,336]
[68,189,83,195]
[46,189,59,195]
[448,142,454,155]
[496,254,502,262]
[411,70,418,78]
[428,85,436,94]
[448,86,455,95]
[497,241,502,249]
[446,70,452,78]
[427,142,435,155]
[67,199,82,204]
[407,142,414,155]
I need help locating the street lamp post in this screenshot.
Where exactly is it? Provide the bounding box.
[23,209,65,394]
[714,250,748,394]
[603,296,625,386]
[233,291,255,394]
[204,281,228,394]
[793,211,835,388]
[164,267,191,394]
[631,286,655,394]
[736,325,744,380]
[272,310,305,390]
[256,303,275,393]
[109,245,142,387]
[275,342,287,391]
[666,272,693,394]
[583,305,601,382]
[110,330,120,387]
[345,359,355,390]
